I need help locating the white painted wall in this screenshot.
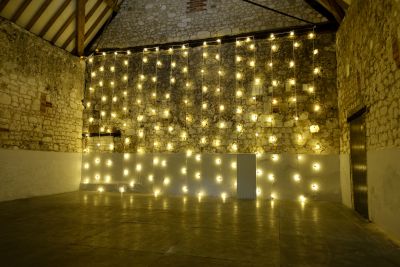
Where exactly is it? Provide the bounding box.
[0,149,82,202]
[367,148,400,242]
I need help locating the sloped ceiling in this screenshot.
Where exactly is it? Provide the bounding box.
[0,0,122,55]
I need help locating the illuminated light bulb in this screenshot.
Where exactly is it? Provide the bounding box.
[98,186,104,193]
[154,189,160,197]
[186,149,193,157]
[83,178,89,184]
[148,174,154,182]
[154,124,160,131]
[214,139,221,147]
[88,57,93,63]
[163,109,170,117]
[308,32,315,39]
[124,153,130,160]
[182,66,188,73]
[165,93,170,99]
[123,90,127,96]
[268,61,273,67]
[89,87,94,92]
[123,169,129,176]
[299,195,306,202]
[163,177,170,185]
[289,60,295,68]
[185,82,190,88]
[271,44,277,51]
[143,57,148,63]
[251,113,258,122]
[312,162,321,171]
[124,60,128,66]
[91,71,96,77]
[236,90,243,98]
[249,44,255,50]
[161,160,166,167]
[231,161,237,169]
[272,98,278,105]
[255,132,259,137]
[311,183,319,191]
[203,41,207,47]
[290,78,296,85]
[246,37,251,42]
[114,51,117,55]
[236,40,241,46]
[314,143,321,150]
[236,55,242,62]
[185,115,192,123]
[313,49,319,55]
[256,169,263,176]
[215,158,222,165]
[94,173,100,181]
[137,115,144,121]
[254,78,261,85]
[183,98,188,105]
[294,42,300,48]
[170,77,175,83]
[168,126,174,133]
[138,129,144,138]
[182,185,188,193]
[310,125,320,133]
[231,143,238,151]
[112,96,117,102]
[195,154,201,161]
[289,31,295,37]
[216,38,221,43]
[105,175,111,183]
[314,67,321,75]
[167,142,173,151]
[84,163,89,169]
[236,124,243,132]
[157,60,162,67]
[137,147,145,154]
[136,164,142,172]
[256,188,262,197]
[171,61,176,68]
[106,159,112,166]
[152,76,157,83]
[109,144,114,150]
[140,74,145,80]
[110,66,115,72]
[153,158,159,167]
[293,174,301,182]
[249,60,255,67]
[268,173,275,182]
[100,126,105,132]
[101,95,107,102]
[181,131,187,140]
[153,141,159,147]
[201,119,208,128]
[219,105,225,112]
[137,84,142,90]
[183,51,188,57]
[200,69,205,74]
[99,66,104,72]
[236,72,242,80]
[202,86,208,93]
[218,70,223,76]
[195,172,201,180]
[297,134,303,143]
[215,54,220,60]
[270,33,275,40]
[236,106,243,114]
[151,108,156,115]
[266,116,273,123]
[127,50,131,55]
[89,117,94,123]
[269,135,277,144]
[200,136,207,144]
[221,192,227,200]
[119,186,125,193]
[202,102,208,110]
[271,154,279,161]
[110,81,115,87]
[181,167,187,175]
[290,96,297,103]
[216,175,223,183]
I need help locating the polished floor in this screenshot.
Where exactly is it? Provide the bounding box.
[0,192,399,267]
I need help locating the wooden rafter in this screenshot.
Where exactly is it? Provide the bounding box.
[26,0,52,30]
[103,0,119,12]
[51,12,74,43]
[11,0,33,22]
[304,0,345,24]
[84,6,110,40]
[61,32,75,49]
[39,0,72,37]
[0,0,10,13]
[76,0,85,56]
[85,0,102,21]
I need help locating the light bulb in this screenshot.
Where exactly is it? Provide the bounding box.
[289,60,295,68]
[251,113,258,122]
[312,162,321,171]
[310,125,320,133]
[215,158,222,165]
[219,105,225,112]
[256,188,262,197]
[314,104,321,112]
[256,169,263,176]
[195,154,201,161]
[313,49,319,55]
[216,175,223,183]
[249,60,255,67]
[182,185,188,193]
[163,177,170,185]
[236,90,243,98]
[236,124,243,132]
[236,56,242,62]
[311,183,319,191]
[293,174,301,182]
[268,173,275,182]
[236,106,243,114]
[271,154,279,161]
[136,164,142,172]
[148,174,154,182]
[269,135,277,144]
[195,172,201,180]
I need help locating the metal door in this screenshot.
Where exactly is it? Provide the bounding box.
[349,113,368,219]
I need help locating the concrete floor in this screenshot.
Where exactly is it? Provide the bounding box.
[0,192,399,267]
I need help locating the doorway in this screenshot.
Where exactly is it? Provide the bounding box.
[349,111,368,219]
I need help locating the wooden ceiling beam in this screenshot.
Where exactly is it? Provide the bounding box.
[51,12,74,43]
[11,0,33,22]
[85,0,103,21]
[103,0,119,12]
[304,0,344,24]
[0,0,11,13]
[61,32,74,49]
[39,0,72,37]
[84,5,110,40]
[75,0,85,56]
[26,0,52,30]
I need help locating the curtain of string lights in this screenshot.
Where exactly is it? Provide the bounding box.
[81,29,329,201]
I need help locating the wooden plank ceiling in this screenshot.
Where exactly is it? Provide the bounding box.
[0,0,122,56]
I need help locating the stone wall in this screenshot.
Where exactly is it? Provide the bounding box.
[96,0,326,49]
[84,32,338,155]
[0,18,85,152]
[337,0,400,241]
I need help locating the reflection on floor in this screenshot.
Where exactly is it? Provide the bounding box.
[0,192,399,266]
